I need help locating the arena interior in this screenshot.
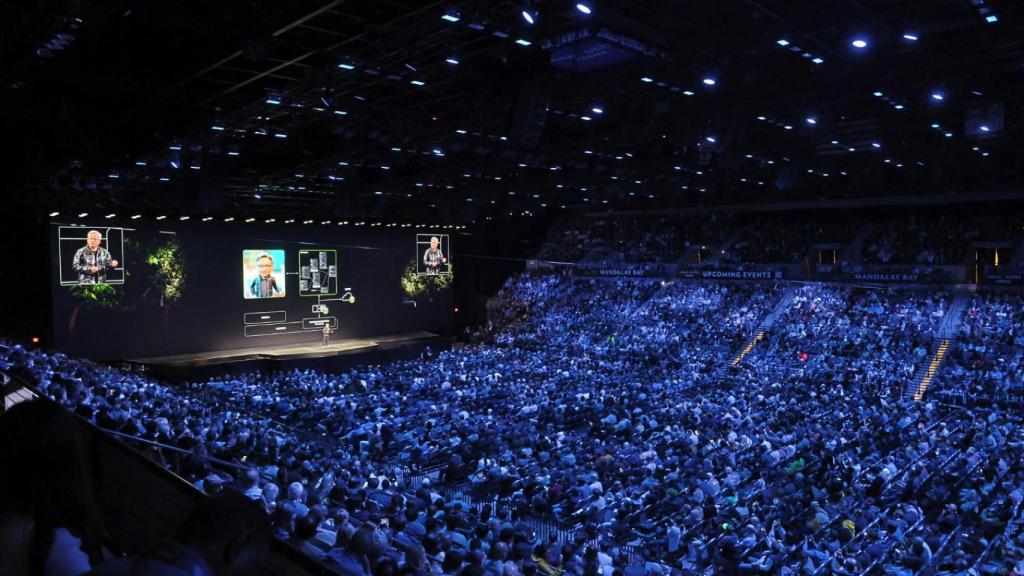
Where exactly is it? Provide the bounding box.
[4,2,1024,575]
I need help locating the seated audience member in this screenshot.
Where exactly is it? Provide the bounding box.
[0,400,103,576]
[88,490,271,576]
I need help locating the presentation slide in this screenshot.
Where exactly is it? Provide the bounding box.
[49,222,454,360]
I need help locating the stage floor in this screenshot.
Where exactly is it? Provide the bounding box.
[126,331,438,368]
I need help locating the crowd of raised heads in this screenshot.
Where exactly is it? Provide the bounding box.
[536,208,1024,268]
[2,273,1024,575]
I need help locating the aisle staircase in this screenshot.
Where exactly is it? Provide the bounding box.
[841,222,875,264]
[910,339,950,401]
[717,285,796,376]
[907,291,971,401]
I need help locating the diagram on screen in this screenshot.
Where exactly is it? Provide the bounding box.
[298,249,337,297]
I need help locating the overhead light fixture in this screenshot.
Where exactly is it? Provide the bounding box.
[265,97,281,105]
[575,3,591,14]
[410,79,426,86]
[805,117,817,125]
[851,38,868,48]
[931,92,944,101]
[441,8,461,22]
[811,57,824,64]
[49,211,60,217]
[705,136,716,143]
[131,214,142,219]
[985,14,998,23]
[641,76,653,83]
[338,62,355,70]
[515,38,531,46]
[591,106,603,114]
[777,39,790,46]
[445,56,459,65]
[521,10,535,25]
[155,215,166,220]
[903,33,918,41]
[702,77,716,86]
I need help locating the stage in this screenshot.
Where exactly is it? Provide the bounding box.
[125,331,446,380]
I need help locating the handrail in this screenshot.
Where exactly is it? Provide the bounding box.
[97,426,249,472]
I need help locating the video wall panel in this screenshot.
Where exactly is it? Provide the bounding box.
[50,221,454,360]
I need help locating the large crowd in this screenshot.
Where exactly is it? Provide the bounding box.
[934,292,1024,408]
[533,208,1024,272]
[3,273,1024,576]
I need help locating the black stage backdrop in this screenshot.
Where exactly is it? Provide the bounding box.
[50,220,453,360]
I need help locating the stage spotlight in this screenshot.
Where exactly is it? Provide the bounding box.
[576,3,591,14]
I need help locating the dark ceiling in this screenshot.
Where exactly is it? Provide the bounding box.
[5,0,1024,222]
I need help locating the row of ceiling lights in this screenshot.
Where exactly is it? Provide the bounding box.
[48,211,468,228]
